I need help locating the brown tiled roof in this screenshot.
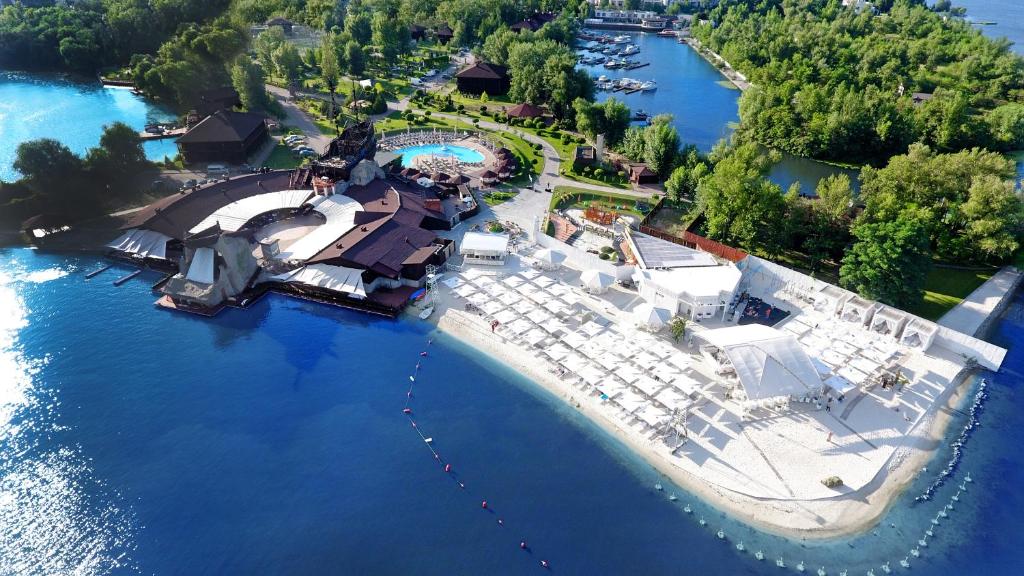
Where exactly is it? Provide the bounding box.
[506,102,544,118]
[456,62,508,80]
[176,111,266,145]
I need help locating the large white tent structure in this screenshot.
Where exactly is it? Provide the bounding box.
[106,229,173,260]
[271,264,367,298]
[580,269,613,294]
[698,324,822,402]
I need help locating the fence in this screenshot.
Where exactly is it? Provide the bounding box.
[637,225,748,263]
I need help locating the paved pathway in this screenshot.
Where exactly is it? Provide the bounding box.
[937,266,1023,336]
[266,84,332,152]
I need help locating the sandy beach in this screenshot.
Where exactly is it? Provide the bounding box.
[428,300,977,541]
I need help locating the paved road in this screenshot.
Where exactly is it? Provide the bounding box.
[266,84,332,152]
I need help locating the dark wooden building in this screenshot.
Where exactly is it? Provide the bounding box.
[196,86,241,116]
[435,24,454,44]
[176,110,269,165]
[455,62,510,96]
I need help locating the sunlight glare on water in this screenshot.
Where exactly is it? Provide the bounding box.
[0,262,135,575]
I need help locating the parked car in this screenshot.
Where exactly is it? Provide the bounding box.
[298,149,318,158]
[182,179,198,188]
[283,135,304,144]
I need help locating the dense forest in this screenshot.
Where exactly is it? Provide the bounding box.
[693,0,1024,163]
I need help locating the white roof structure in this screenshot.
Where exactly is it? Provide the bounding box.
[699,324,822,401]
[460,232,509,255]
[272,264,367,297]
[106,229,172,259]
[634,265,741,300]
[812,284,855,315]
[185,247,216,284]
[841,296,877,325]
[276,195,361,262]
[626,230,718,268]
[633,303,670,331]
[189,189,316,234]
[580,269,613,293]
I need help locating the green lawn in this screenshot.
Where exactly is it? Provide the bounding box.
[908,267,995,321]
[551,186,649,217]
[263,144,304,169]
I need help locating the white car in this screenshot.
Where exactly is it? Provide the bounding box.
[410,78,423,86]
[283,135,305,144]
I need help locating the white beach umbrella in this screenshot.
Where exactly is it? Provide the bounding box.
[580,269,613,294]
[534,248,566,270]
[633,303,670,331]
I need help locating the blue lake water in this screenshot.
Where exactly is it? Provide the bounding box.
[2,248,1022,574]
[395,144,485,167]
[0,72,179,182]
[956,0,1024,53]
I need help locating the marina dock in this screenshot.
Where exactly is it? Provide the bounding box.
[138,127,186,141]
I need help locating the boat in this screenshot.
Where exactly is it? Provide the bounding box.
[755,550,764,561]
[597,74,609,82]
[900,558,910,569]
[818,568,826,576]
[655,483,663,491]
[640,80,657,91]
[796,561,805,572]
[699,516,706,526]
[613,34,630,44]
[658,29,677,37]
[910,548,920,558]
[736,541,745,552]
[623,44,640,55]
[424,437,433,443]
[716,530,724,539]
[419,306,434,320]
[683,504,692,513]
[881,562,891,574]
[604,60,622,69]
[776,558,785,568]
[668,493,677,501]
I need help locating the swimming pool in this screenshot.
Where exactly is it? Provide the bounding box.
[395,144,485,167]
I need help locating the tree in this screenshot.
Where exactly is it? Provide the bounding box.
[272,42,303,85]
[840,209,933,308]
[344,10,372,45]
[86,122,148,183]
[642,116,680,178]
[371,12,408,62]
[231,56,272,111]
[985,103,1024,151]
[254,27,286,71]
[957,175,1023,262]
[345,41,366,76]
[695,142,785,253]
[601,97,631,145]
[13,139,84,197]
[320,34,340,96]
[815,173,854,223]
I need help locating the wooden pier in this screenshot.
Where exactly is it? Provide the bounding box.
[85,265,112,279]
[113,269,142,286]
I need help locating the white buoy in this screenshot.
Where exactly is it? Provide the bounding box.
[939,509,948,518]
[776,558,785,568]
[755,550,765,561]
[818,567,827,576]
[900,557,910,568]
[699,517,706,526]
[717,529,725,540]
[881,562,891,574]
[910,547,920,558]
[867,570,876,576]
[840,570,848,576]
[796,561,805,572]
[952,491,960,502]
[918,538,928,548]
[926,529,934,537]
[684,504,692,513]
[966,473,973,483]
[736,541,745,552]
[946,502,954,510]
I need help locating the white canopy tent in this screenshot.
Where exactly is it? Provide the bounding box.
[271,263,367,297]
[580,269,613,294]
[534,248,566,270]
[870,306,908,339]
[107,228,173,259]
[699,324,823,402]
[901,317,939,350]
[633,303,671,331]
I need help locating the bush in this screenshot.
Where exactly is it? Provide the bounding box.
[822,476,844,488]
[533,143,542,151]
[424,110,431,117]
[488,222,504,233]
[617,170,626,179]
[600,246,614,254]
[480,105,488,113]
[594,168,605,179]
[456,104,465,112]
[598,252,610,260]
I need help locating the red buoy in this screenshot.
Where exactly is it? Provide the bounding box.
[402,408,411,414]
[444,464,452,473]
[520,540,527,550]
[481,500,488,509]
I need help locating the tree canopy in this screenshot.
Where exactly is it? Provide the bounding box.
[840,208,933,308]
[695,0,1024,163]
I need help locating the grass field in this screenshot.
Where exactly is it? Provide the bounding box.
[263,144,304,169]
[551,186,649,217]
[909,267,995,321]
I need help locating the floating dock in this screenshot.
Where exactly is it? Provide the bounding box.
[113,269,142,286]
[85,265,112,279]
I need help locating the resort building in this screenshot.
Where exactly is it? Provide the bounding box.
[455,62,510,95]
[626,229,742,320]
[460,232,510,266]
[110,121,465,316]
[176,110,269,165]
[435,24,454,44]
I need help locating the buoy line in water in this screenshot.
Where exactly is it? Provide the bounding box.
[916,378,987,502]
[402,338,552,570]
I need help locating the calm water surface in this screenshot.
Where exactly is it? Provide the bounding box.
[1,249,1022,574]
[0,72,178,182]
[956,0,1024,53]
